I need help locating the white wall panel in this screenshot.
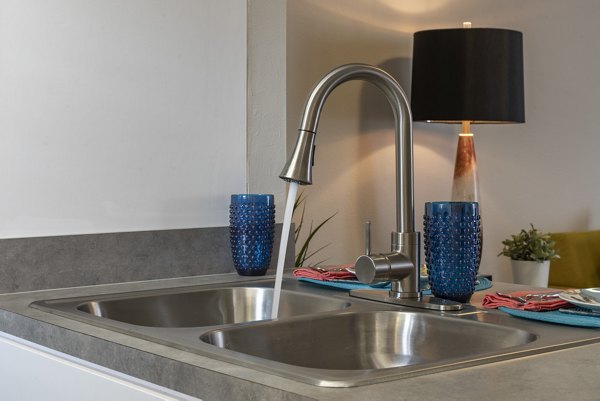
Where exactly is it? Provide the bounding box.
[0,0,247,238]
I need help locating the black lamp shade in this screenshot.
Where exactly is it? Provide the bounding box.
[411,28,525,123]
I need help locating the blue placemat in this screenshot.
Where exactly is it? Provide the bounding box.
[499,307,600,328]
[297,276,492,295]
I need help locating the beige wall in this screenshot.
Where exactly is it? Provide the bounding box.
[287,0,600,282]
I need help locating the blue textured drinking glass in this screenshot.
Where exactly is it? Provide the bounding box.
[423,201,481,303]
[229,194,275,276]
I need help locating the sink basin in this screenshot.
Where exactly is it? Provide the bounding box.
[200,310,537,385]
[30,278,600,388]
[34,287,352,327]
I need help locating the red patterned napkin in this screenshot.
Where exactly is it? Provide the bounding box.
[293,264,355,281]
[482,290,570,312]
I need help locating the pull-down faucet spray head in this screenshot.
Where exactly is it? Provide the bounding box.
[279,130,315,185]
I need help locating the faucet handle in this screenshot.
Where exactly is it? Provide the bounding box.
[358,221,413,284]
[364,220,371,256]
[355,252,413,284]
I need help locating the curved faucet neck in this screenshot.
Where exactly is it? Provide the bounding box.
[298,63,415,234]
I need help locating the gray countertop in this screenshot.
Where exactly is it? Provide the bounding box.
[0,273,599,401]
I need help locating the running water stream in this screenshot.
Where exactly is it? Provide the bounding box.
[270,182,299,319]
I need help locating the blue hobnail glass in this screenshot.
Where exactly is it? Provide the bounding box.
[423,201,481,303]
[229,194,275,276]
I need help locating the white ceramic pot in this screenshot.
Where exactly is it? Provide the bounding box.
[511,260,550,287]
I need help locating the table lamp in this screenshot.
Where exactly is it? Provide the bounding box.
[410,23,525,203]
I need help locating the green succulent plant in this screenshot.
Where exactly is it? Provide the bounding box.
[498,224,560,262]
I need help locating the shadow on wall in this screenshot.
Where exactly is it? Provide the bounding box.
[357,57,455,160]
[299,0,452,33]
[354,57,456,207]
[353,57,457,259]
[358,58,411,134]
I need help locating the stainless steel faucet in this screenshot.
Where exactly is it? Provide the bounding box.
[280,63,421,299]
[281,64,462,310]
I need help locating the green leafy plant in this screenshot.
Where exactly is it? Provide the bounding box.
[498,224,560,262]
[293,191,336,267]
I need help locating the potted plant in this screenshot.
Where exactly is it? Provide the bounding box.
[498,224,559,287]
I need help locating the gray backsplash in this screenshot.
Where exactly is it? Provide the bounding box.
[0,224,294,293]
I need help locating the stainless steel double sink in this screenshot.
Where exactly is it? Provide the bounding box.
[30,278,600,387]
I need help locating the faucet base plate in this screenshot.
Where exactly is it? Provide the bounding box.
[350,289,463,311]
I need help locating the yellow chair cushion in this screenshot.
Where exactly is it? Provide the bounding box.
[548,230,600,288]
